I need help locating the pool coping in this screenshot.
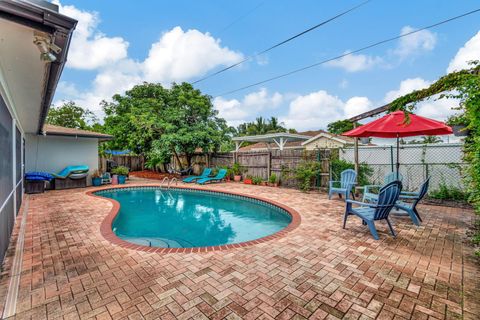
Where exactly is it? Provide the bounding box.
[86,184,301,254]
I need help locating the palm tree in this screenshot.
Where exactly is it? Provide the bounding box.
[421,136,443,144]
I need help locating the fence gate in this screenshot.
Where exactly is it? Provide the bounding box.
[100,155,145,172]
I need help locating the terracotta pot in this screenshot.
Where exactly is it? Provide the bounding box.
[244,179,252,184]
[261,181,268,186]
[234,175,242,182]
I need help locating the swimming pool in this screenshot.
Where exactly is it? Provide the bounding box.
[95,187,294,249]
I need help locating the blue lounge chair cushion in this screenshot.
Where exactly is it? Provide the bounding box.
[196,169,227,185]
[183,168,212,183]
[25,172,54,181]
[52,165,89,179]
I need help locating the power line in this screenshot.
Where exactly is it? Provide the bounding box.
[218,1,267,36]
[193,0,372,84]
[215,7,480,97]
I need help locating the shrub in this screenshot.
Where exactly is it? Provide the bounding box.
[252,176,263,185]
[330,159,372,186]
[112,166,129,176]
[429,183,469,201]
[293,161,322,192]
[232,162,245,175]
[269,173,277,184]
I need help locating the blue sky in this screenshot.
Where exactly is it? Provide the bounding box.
[53,0,480,131]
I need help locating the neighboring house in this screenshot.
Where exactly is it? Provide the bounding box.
[0,0,77,264]
[237,130,361,152]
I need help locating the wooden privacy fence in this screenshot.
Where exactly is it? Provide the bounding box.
[175,149,336,188]
[99,155,145,172]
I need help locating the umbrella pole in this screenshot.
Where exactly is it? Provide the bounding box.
[396,134,400,179]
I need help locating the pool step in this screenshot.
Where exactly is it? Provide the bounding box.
[120,236,192,248]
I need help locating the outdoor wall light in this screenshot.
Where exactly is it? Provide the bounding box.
[33,31,61,62]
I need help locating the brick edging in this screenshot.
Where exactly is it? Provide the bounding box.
[86,184,301,254]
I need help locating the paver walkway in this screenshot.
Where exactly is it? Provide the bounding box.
[0,180,478,319]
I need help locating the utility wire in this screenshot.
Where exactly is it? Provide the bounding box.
[218,1,267,36]
[215,7,480,97]
[193,0,372,84]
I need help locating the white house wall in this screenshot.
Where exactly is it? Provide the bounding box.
[25,134,99,185]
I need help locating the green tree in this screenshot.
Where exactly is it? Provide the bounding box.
[235,116,289,136]
[102,82,231,169]
[408,136,443,144]
[327,119,360,135]
[46,101,98,129]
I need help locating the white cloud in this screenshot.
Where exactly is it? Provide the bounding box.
[243,88,283,109]
[212,97,247,123]
[280,90,372,131]
[383,77,431,103]
[143,27,243,83]
[344,97,372,118]
[54,1,129,70]
[326,52,382,72]
[54,2,246,117]
[213,88,283,125]
[394,26,437,59]
[416,97,458,121]
[447,31,480,73]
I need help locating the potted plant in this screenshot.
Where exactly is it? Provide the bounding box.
[112,166,129,184]
[243,175,253,185]
[232,162,244,182]
[91,170,103,187]
[221,166,233,181]
[268,173,278,187]
[252,176,262,185]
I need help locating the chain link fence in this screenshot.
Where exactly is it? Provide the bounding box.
[339,143,466,193]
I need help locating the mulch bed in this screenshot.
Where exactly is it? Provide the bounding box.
[129,170,178,180]
[423,197,472,209]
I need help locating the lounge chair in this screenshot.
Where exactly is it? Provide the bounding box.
[329,169,357,200]
[394,178,429,225]
[196,169,227,185]
[52,165,89,179]
[363,172,403,202]
[343,180,402,240]
[183,168,212,183]
[167,164,193,176]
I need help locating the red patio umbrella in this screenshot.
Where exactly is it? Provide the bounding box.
[343,111,452,175]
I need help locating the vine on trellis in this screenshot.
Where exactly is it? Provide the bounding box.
[387,61,480,255]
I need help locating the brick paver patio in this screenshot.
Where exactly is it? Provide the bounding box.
[0,180,478,319]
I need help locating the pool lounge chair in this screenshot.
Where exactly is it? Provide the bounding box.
[329,169,357,200]
[183,168,212,183]
[343,180,402,240]
[52,165,89,179]
[196,169,227,185]
[394,177,430,225]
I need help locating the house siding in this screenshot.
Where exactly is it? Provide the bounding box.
[303,136,346,150]
[25,134,100,186]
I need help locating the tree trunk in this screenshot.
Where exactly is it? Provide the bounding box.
[172,149,183,170]
[186,154,192,168]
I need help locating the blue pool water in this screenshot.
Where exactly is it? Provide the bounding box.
[96,187,292,248]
